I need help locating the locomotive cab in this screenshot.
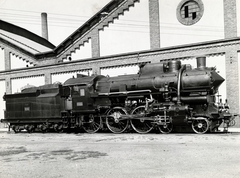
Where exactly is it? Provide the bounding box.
[62,75,96,113]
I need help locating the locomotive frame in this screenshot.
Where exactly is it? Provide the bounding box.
[1,57,237,134]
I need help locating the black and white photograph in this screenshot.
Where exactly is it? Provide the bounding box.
[0,0,240,177]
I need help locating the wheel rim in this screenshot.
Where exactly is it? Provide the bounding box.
[130,106,153,134]
[54,124,63,133]
[82,115,102,133]
[158,123,173,134]
[192,117,209,134]
[12,125,20,133]
[106,107,129,133]
[40,124,48,133]
[27,125,35,133]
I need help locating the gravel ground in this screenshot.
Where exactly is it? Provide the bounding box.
[0,129,240,178]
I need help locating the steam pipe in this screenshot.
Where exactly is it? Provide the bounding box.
[177,65,186,105]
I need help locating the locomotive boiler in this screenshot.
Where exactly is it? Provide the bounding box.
[1,57,236,134]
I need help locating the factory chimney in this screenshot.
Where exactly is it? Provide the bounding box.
[41,12,49,40]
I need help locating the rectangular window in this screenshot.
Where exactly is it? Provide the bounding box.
[24,107,30,111]
[80,89,85,96]
[73,86,79,92]
[77,102,83,106]
[192,12,196,19]
[184,6,189,18]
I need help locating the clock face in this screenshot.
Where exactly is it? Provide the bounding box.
[176,0,204,25]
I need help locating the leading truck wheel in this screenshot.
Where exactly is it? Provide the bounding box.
[106,107,129,133]
[158,123,173,134]
[130,106,153,134]
[192,117,209,134]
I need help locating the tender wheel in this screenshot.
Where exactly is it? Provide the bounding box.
[12,125,20,133]
[26,125,35,133]
[82,115,102,133]
[106,107,129,133]
[54,123,63,133]
[39,124,49,133]
[192,117,209,134]
[158,123,173,134]
[130,106,153,134]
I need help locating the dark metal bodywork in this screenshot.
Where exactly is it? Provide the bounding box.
[1,57,236,133]
[3,84,63,124]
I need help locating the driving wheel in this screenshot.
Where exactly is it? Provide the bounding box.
[130,106,153,134]
[106,107,129,133]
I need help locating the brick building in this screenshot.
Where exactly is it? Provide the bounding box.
[0,0,239,126]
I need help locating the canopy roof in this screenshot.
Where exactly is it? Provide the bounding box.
[0,0,132,60]
[0,19,55,55]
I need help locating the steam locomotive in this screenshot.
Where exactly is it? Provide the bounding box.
[1,57,236,134]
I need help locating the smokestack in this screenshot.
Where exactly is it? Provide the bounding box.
[41,12,49,40]
[196,56,206,69]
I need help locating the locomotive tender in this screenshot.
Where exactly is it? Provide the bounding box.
[1,57,236,134]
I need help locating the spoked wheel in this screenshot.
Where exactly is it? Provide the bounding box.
[82,115,102,133]
[39,124,49,133]
[26,125,35,133]
[106,107,129,133]
[54,123,64,133]
[12,125,21,133]
[158,123,173,134]
[192,117,209,134]
[130,106,153,134]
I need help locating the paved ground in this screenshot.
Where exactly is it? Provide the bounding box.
[0,128,240,178]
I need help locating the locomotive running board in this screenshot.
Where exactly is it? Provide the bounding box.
[119,114,170,123]
[98,89,151,96]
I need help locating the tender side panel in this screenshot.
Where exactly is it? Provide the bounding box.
[4,88,63,122]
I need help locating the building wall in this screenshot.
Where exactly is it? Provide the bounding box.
[159,0,224,47]
[0,0,239,127]
[237,0,240,36]
[100,1,150,56]
[100,0,226,55]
